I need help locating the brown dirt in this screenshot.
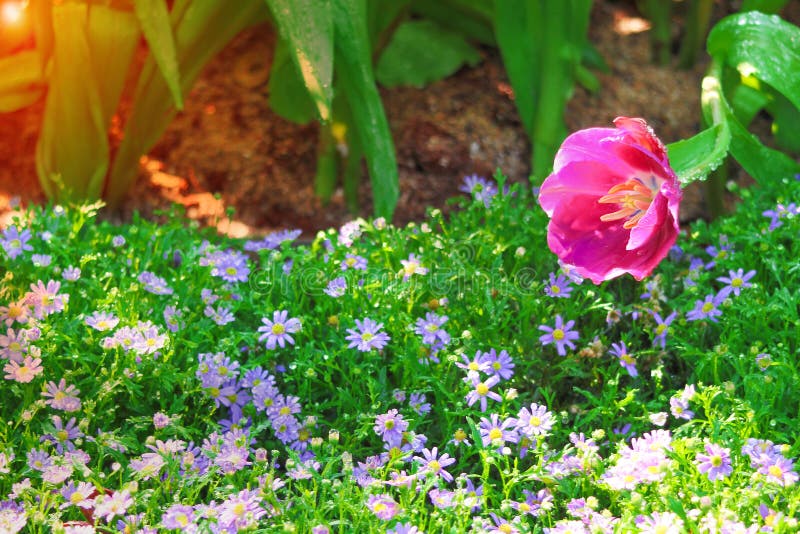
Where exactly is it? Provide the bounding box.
[1,0,797,236]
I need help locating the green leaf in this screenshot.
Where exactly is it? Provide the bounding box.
[667,124,731,186]
[332,0,399,219]
[0,51,46,112]
[375,20,481,88]
[265,0,334,122]
[765,90,800,153]
[707,11,800,111]
[494,0,540,137]
[410,0,496,46]
[133,0,184,109]
[36,3,139,201]
[739,0,790,13]
[268,38,318,124]
[728,110,800,180]
[729,83,769,126]
[704,12,800,181]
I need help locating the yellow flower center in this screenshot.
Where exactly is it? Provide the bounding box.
[598,178,659,229]
[384,419,394,430]
[550,285,560,294]
[362,332,374,342]
[428,460,441,472]
[552,329,565,341]
[768,465,783,478]
[70,491,85,504]
[530,416,541,427]
[701,302,714,313]
[271,323,285,335]
[711,455,722,467]
[232,503,246,517]
[489,428,503,441]
[476,383,489,396]
[732,277,743,287]
[57,430,69,442]
[226,267,237,276]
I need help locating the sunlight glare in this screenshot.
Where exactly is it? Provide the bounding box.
[0,1,25,26]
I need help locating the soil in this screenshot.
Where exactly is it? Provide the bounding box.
[1,0,797,237]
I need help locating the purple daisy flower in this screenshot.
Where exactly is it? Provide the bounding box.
[399,253,428,281]
[345,318,390,352]
[161,503,195,530]
[716,268,756,298]
[373,409,408,447]
[213,250,250,283]
[258,310,301,350]
[62,266,81,281]
[1,225,33,259]
[686,293,725,322]
[651,310,676,349]
[413,446,456,482]
[670,396,694,420]
[217,489,266,530]
[544,272,573,298]
[460,174,498,207]
[696,442,733,481]
[366,493,400,520]
[324,276,347,298]
[138,271,173,295]
[538,315,579,356]
[408,392,431,415]
[414,312,450,346]
[478,413,519,448]
[464,373,502,412]
[609,341,637,378]
[758,455,799,487]
[340,253,367,271]
[483,348,515,380]
[516,403,555,437]
[40,415,83,453]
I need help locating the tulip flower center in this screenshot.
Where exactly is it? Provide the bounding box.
[598,177,659,229]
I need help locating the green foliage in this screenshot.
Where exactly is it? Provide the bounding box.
[494,0,595,181]
[664,11,800,189]
[703,11,800,182]
[265,0,334,122]
[36,2,139,201]
[332,0,399,220]
[132,0,184,109]
[667,123,730,186]
[375,20,481,88]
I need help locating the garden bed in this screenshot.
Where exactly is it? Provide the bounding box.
[1,167,798,532]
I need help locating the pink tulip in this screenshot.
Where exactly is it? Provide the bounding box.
[538,117,681,284]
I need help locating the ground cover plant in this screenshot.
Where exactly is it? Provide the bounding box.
[1,153,799,532]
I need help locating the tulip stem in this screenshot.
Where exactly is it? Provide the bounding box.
[704,159,727,220]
